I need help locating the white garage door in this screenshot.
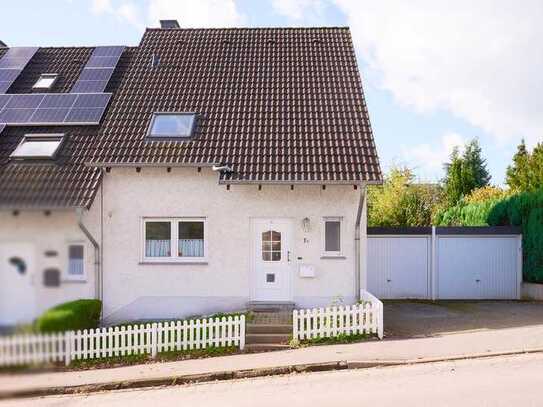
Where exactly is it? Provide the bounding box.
[368,236,430,299]
[437,236,520,299]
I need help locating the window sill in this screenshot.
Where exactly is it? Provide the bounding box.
[61,279,87,284]
[139,260,208,265]
[320,255,346,259]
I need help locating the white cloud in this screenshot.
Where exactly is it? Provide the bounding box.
[90,0,244,29]
[271,0,324,20]
[401,131,465,181]
[333,0,543,147]
[147,0,245,28]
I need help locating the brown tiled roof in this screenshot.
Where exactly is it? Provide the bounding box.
[0,27,381,209]
[91,27,381,183]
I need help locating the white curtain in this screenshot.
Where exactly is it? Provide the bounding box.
[68,259,84,275]
[178,239,204,257]
[146,239,171,257]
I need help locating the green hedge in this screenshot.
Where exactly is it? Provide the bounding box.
[35,299,102,333]
[487,190,543,283]
[435,189,543,283]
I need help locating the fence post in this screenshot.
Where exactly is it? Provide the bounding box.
[151,323,158,359]
[239,315,246,350]
[377,302,384,340]
[292,310,298,341]
[64,331,73,366]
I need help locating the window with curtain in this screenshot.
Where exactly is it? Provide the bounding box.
[178,221,204,257]
[145,221,171,257]
[143,218,206,262]
[67,244,85,280]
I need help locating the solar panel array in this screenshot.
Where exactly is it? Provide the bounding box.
[0,93,111,125]
[71,46,125,93]
[0,47,39,93]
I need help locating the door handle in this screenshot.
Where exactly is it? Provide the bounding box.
[288,251,291,262]
[386,279,391,283]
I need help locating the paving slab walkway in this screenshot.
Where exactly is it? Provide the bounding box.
[2,322,543,396]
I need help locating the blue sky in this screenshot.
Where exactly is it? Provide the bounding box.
[4,1,538,185]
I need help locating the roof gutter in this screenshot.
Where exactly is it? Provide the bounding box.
[76,208,101,303]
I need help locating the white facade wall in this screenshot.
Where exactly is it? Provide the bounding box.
[0,200,100,325]
[101,167,364,323]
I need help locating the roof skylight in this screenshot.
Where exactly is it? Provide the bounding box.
[147,113,196,139]
[10,134,64,159]
[33,73,58,90]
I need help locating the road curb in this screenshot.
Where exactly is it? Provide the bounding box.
[2,349,543,400]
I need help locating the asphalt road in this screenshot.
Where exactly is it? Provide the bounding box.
[4,353,543,407]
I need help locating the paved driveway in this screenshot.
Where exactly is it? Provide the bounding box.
[384,300,543,338]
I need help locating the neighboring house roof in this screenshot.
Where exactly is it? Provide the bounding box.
[0,26,381,209]
[0,47,133,209]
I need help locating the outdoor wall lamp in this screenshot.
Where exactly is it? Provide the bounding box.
[302,217,311,233]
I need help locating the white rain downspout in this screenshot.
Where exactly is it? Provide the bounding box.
[76,208,101,302]
[354,186,366,302]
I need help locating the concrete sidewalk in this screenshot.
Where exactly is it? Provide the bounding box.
[2,323,543,398]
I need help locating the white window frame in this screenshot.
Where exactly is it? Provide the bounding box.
[66,243,86,281]
[33,73,58,90]
[322,216,344,258]
[141,217,207,263]
[10,134,65,160]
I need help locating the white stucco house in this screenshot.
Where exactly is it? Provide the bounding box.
[0,22,381,326]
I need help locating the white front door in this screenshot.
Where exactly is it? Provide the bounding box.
[252,218,293,301]
[0,243,36,326]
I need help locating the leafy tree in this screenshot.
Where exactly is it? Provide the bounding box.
[506,140,543,191]
[368,167,442,227]
[442,139,491,204]
[463,138,491,186]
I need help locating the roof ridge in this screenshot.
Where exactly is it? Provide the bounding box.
[145,26,350,32]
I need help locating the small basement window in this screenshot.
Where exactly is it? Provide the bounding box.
[33,73,58,90]
[147,113,196,139]
[10,134,64,160]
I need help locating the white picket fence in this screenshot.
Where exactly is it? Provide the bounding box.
[293,291,383,341]
[0,315,245,367]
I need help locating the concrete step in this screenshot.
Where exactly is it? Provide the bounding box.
[246,324,292,334]
[246,333,291,344]
[244,343,291,352]
[247,301,295,313]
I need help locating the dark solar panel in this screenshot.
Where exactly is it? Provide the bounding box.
[0,47,38,93]
[92,46,125,58]
[0,92,111,125]
[0,82,10,93]
[86,56,120,68]
[73,93,111,108]
[64,107,105,123]
[0,108,35,123]
[29,108,70,123]
[0,69,20,81]
[70,81,105,93]
[40,94,77,108]
[79,68,115,81]
[70,46,124,94]
[6,94,45,109]
[0,94,11,110]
